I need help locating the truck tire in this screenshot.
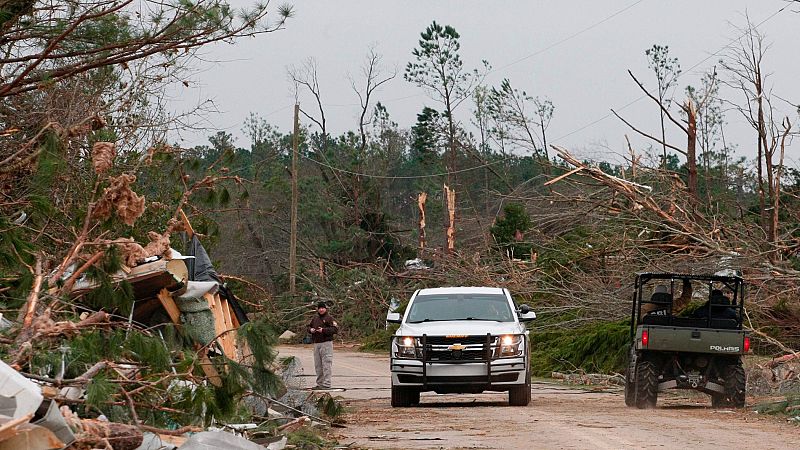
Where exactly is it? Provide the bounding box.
[635,359,658,409]
[508,383,530,406]
[409,389,421,406]
[391,385,416,407]
[723,363,746,408]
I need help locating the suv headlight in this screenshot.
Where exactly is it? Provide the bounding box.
[394,336,421,359]
[499,334,523,357]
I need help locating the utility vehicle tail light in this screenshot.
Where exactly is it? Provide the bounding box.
[743,336,750,353]
[641,329,649,347]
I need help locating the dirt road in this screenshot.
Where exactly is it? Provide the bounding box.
[279,345,797,449]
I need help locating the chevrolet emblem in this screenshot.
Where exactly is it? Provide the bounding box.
[446,335,468,338]
[448,344,466,351]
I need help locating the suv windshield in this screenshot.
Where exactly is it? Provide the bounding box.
[406,293,514,323]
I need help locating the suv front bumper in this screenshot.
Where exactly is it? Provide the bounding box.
[390,334,529,392]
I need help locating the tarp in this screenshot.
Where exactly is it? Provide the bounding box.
[188,235,221,284]
[187,235,249,325]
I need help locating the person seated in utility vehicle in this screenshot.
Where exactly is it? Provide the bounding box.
[692,289,737,320]
[642,279,693,316]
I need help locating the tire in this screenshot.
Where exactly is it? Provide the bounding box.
[710,392,728,408]
[391,384,415,407]
[723,363,746,408]
[624,373,635,407]
[624,347,636,407]
[409,389,421,406]
[509,373,531,406]
[634,359,658,409]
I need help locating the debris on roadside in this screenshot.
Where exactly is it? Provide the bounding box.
[0,211,339,449]
[551,371,625,386]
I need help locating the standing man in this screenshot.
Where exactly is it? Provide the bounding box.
[309,300,338,390]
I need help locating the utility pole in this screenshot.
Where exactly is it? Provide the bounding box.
[289,104,299,295]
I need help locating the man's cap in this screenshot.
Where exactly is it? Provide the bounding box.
[653,284,669,294]
[317,301,328,309]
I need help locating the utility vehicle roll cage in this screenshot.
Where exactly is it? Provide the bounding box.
[630,273,745,338]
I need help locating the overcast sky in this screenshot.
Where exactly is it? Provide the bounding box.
[171,0,800,164]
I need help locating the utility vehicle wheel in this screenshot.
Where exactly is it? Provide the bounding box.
[635,359,658,409]
[710,392,728,408]
[624,366,636,407]
[723,363,746,408]
[391,385,415,407]
[509,374,531,406]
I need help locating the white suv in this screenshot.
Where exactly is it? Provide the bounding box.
[387,287,536,407]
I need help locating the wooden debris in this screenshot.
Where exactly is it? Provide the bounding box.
[0,413,33,442]
[767,352,800,369]
[19,257,43,328]
[277,416,310,434]
[156,288,181,325]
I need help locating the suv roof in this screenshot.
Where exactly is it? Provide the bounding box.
[417,286,505,295]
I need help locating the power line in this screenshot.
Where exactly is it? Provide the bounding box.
[552,2,792,143]
[312,1,647,109]
[301,153,508,180]
[244,2,793,180]
[490,0,647,74]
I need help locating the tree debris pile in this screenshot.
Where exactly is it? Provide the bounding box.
[0,220,319,449]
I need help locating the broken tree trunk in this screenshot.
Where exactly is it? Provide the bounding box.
[77,419,143,450]
[444,185,456,253]
[685,98,698,200]
[418,192,427,250]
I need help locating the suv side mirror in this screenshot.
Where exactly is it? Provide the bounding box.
[386,312,402,324]
[518,304,536,322]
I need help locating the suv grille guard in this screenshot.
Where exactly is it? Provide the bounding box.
[391,333,527,391]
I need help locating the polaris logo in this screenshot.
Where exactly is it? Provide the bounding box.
[710,345,740,352]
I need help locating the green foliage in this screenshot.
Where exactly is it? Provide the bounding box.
[529,321,630,376]
[229,319,283,396]
[754,393,800,420]
[314,392,345,420]
[491,203,532,258]
[286,427,337,448]
[83,247,134,316]
[359,326,398,353]
[86,374,118,409]
[124,332,171,374]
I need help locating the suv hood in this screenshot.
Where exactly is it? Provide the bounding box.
[397,320,522,337]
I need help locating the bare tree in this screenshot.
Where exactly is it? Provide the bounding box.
[612,69,700,200]
[720,20,794,250]
[349,47,396,154]
[288,58,327,150]
[487,78,554,169]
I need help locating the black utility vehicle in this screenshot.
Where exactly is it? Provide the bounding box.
[625,273,750,409]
